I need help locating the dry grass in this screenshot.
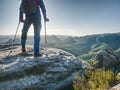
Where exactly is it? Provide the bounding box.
[73,69,117,90]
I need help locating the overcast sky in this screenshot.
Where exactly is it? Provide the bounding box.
[0,0,120,36]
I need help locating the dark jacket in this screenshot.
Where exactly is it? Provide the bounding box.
[20,0,47,20]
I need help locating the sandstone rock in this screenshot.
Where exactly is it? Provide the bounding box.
[0,45,88,90]
[109,82,120,90]
[94,48,119,69]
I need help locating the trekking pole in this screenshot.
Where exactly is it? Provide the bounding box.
[44,21,48,57]
[7,22,20,57]
[44,21,47,44]
[13,22,20,42]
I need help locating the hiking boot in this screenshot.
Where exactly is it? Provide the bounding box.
[22,47,26,53]
[34,53,42,57]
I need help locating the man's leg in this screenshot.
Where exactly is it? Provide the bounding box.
[21,17,31,52]
[33,13,41,55]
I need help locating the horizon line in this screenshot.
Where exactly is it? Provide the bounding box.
[0,32,119,37]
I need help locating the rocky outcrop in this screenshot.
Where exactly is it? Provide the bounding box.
[110,81,120,90]
[0,45,88,90]
[94,48,119,70]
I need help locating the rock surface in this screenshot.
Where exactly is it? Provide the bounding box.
[94,48,119,69]
[0,45,88,90]
[109,82,120,90]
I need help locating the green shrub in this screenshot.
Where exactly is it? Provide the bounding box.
[73,69,117,90]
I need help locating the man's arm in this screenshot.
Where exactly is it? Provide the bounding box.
[39,0,49,21]
[19,8,24,23]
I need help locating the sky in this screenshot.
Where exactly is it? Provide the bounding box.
[0,0,120,36]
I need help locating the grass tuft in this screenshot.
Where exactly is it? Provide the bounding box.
[73,68,117,90]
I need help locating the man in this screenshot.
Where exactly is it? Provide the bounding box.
[19,0,49,57]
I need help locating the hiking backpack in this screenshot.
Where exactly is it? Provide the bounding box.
[20,0,38,14]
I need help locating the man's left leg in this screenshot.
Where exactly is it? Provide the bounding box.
[33,13,41,56]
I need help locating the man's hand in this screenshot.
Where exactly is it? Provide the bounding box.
[45,17,49,22]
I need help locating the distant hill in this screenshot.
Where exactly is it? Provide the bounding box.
[57,33,120,60]
[0,33,120,60]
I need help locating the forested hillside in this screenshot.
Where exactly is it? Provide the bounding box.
[43,33,120,60]
[0,33,120,60]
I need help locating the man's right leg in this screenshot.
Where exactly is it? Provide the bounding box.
[33,12,41,56]
[21,18,31,52]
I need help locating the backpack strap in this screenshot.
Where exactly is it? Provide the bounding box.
[36,0,39,6]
